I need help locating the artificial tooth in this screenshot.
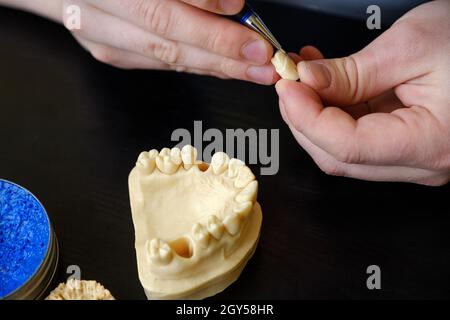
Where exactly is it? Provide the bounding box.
[192,223,210,248]
[181,145,198,170]
[206,215,225,240]
[146,239,173,265]
[136,157,157,174]
[170,148,182,165]
[233,201,253,218]
[235,180,258,203]
[223,213,242,236]
[156,155,179,174]
[159,148,171,157]
[234,166,255,188]
[211,152,230,175]
[138,151,149,162]
[148,149,159,159]
[227,159,245,178]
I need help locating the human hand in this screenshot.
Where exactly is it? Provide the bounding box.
[62,0,276,84]
[276,0,450,186]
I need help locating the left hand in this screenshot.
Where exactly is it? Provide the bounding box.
[275,1,450,186]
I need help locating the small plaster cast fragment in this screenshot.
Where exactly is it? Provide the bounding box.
[128,146,262,300]
[271,50,299,81]
[46,279,115,300]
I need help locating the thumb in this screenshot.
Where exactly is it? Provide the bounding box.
[299,23,427,106]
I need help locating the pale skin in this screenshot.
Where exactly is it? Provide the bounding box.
[277,0,450,186]
[0,0,277,84]
[1,0,449,185]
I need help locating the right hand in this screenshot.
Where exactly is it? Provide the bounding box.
[63,0,277,84]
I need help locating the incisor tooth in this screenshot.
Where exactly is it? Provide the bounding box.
[146,239,173,265]
[223,213,242,236]
[181,145,198,170]
[235,180,258,203]
[228,159,245,178]
[211,152,230,175]
[156,155,179,174]
[206,215,225,240]
[234,201,253,218]
[170,148,182,165]
[234,166,255,188]
[192,223,210,248]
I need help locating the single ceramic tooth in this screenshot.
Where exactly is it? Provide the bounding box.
[148,149,159,159]
[170,148,182,165]
[159,148,171,157]
[156,155,179,174]
[234,201,253,218]
[138,151,149,162]
[136,157,157,174]
[146,239,173,265]
[235,180,258,202]
[191,223,210,248]
[211,152,230,175]
[223,213,242,236]
[181,145,198,170]
[206,215,225,240]
[234,166,256,188]
[227,158,245,178]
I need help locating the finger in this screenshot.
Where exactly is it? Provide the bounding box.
[73,4,277,84]
[180,0,244,14]
[299,46,324,60]
[275,79,441,167]
[83,0,273,64]
[280,101,445,185]
[341,90,406,119]
[76,37,231,78]
[298,22,431,106]
[288,53,303,64]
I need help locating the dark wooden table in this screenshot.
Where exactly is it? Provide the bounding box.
[1,2,449,300]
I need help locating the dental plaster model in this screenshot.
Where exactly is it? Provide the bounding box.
[46,279,115,300]
[271,50,299,81]
[128,146,262,300]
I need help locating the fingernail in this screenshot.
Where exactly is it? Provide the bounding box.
[219,0,243,14]
[300,61,331,89]
[247,65,275,85]
[242,39,269,64]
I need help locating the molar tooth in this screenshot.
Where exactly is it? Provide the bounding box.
[159,148,171,157]
[146,239,173,265]
[138,151,149,162]
[223,213,242,236]
[148,149,159,159]
[235,180,258,203]
[191,223,210,248]
[234,201,253,218]
[170,148,182,165]
[211,152,230,175]
[235,166,255,188]
[136,157,156,174]
[156,155,179,174]
[181,145,198,170]
[227,159,245,178]
[206,215,225,240]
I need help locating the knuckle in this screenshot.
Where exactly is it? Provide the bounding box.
[204,24,234,55]
[142,0,173,37]
[147,40,181,65]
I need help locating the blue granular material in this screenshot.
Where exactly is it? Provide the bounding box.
[0,181,50,298]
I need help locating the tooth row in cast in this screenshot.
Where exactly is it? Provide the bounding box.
[136,146,256,188]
